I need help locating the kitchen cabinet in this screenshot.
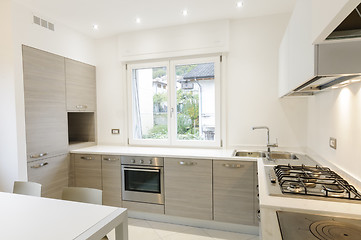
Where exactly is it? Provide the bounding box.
[65,58,96,112]
[22,45,68,161]
[102,155,121,207]
[213,160,258,226]
[164,158,212,220]
[74,154,102,189]
[27,154,69,199]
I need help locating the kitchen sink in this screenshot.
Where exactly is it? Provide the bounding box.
[267,151,298,160]
[233,150,266,158]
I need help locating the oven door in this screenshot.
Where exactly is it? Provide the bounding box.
[121,165,164,204]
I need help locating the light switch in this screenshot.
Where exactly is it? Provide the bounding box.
[329,137,337,149]
[111,129,120,134]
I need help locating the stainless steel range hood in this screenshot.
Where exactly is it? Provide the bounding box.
[287,40,361,96]
[326,3,361,40]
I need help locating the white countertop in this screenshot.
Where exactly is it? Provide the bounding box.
[0,192,128,240]
[70,145,242,161]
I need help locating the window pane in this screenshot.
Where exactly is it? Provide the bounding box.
[132,67,168,140]
[175,63,215,141]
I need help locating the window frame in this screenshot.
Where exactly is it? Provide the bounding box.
[126,56,221,147]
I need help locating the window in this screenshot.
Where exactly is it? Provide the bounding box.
[127,56,221,147]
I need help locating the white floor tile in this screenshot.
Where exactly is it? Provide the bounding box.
[204,228,258,240]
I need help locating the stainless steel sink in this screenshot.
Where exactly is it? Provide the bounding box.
[233,150,266,158]
[268,151,298,160]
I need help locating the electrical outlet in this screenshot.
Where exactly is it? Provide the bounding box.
[111,129,120,134]
[329,137,337,149]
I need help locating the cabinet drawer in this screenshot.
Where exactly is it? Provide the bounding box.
[28,154,69,199]
[165,158,212,220]
[213,160,257,225]
[102,155,121,207]
[74,154,102,189]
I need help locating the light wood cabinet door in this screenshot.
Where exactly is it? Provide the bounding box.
[74,154,102,190]
[65,58,96,112]
[213,160,257,225]
[164,158,212,220]
[22,46,68,161]
[102,155,121,207]
[27,154,69,199]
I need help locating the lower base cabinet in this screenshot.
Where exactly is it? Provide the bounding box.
[74,154,102,189]
[102,155,121,207]
[27,154,69,199]
[164,158,213,220]
[213,160,258,226]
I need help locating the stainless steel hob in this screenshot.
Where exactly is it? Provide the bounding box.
[266,164,361,202]
[277,211,361,240]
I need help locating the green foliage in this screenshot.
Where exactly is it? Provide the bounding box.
[153,67,166,79]
[176,65,197,76]
[153,92,167,105]
[143,125,168,139]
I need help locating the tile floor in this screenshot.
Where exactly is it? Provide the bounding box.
[108,218,259,240]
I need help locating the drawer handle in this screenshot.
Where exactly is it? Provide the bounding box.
[31,162,48,168]
[223,163,244,168]
[80,156,93,160]
[76,105,88,109]
[103,157,118,161]
[179,161,196,166]
[30,152,48,158]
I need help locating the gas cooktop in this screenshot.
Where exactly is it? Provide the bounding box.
[267,164,361,202]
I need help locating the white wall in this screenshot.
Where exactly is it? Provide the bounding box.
[226,15,308,150]
[0,1,96,192]
[307,82,361,182]
[0,0,20,192]
[95,37,127,145]
[96,14,309,151]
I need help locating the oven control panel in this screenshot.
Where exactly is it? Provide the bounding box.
[121,156,164,167]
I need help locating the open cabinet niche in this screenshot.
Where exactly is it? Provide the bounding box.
[67,112,95,145]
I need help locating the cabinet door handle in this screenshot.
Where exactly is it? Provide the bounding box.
[223,163,244,168]
[179,161,197,166]
[103,157,118,161]
[30,162,48,168]
[76,104,88,109]
[80,156,93,160]
[30,152,48,158]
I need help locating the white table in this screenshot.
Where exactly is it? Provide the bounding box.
[0,192,128,240]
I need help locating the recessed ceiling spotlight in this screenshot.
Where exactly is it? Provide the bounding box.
[237,1,243,8]
[182,9,188,16]
[93,24,99,30]
[136,18,141,23]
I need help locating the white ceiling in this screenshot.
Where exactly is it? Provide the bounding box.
[14,0,297,39]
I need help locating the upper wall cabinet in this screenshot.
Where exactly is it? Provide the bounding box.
[65,59,96,112]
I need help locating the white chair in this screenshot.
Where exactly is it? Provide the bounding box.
[62,187,108,240]
[13,181,42,197]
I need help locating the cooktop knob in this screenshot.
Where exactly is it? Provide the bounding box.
[139,159,144,164]
[149,159,152,164]
[131,159,135,163]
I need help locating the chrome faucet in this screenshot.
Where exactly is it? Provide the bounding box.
[252,126,278,153]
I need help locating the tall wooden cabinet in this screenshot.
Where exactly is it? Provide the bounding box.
[65,59,96,112]
[22,46,68,160]
[23,46,69,199]
[213,160,258,226]
[164,158,213,220]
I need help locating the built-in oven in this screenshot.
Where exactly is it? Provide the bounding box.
[121,156,164,205]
